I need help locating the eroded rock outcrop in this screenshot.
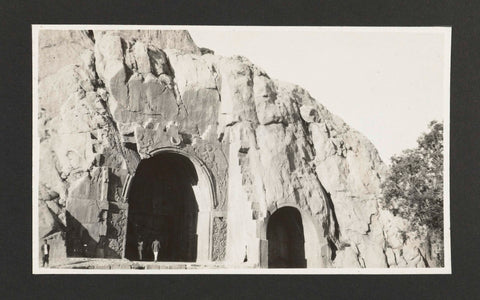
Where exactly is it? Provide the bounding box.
[37,29,428,267]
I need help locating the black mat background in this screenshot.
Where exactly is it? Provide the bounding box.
[1,0,479,298]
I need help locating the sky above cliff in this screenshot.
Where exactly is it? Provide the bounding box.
[189,28,449,164]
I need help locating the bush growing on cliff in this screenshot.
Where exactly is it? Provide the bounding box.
[381,120,444,264]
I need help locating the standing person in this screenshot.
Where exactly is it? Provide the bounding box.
[41,239,50,267]
[151,238,161,262]
[137,238,144,261]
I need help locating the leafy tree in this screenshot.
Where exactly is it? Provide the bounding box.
[381,120,444,264]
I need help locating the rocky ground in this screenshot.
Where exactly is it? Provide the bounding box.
[47,258,236,270]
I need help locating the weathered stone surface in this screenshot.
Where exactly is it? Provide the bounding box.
[39,201,57,238]
[98,30,201,55]
[125,74,177,116]
[67,168,109,217]
[131,41,151,74]
[212,217,227,261]
[38,30,94,80]
[94,33,128,107]
[39,63,96,116]
[300,105,321,123]
[253,75,283,125]
[37,29,428,267]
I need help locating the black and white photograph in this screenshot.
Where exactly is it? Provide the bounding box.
[32,25,451,274]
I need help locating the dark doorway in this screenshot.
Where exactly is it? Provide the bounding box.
[267,207,306,268]
[125,153,199,262]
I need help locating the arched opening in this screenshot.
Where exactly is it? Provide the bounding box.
[267,207,306,268]
[125,152,200,262]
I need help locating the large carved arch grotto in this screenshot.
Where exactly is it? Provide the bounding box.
[122,147,215,262]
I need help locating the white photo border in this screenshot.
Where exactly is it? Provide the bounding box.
[32,24,451,275]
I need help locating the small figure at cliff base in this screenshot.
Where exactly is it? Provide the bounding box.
[41,239,50,267]
[137,238,144,261]
[152,238,161,262]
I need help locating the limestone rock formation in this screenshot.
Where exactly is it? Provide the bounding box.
[37,29,431,268]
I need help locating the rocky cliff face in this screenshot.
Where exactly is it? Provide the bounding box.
[37,29,431,268]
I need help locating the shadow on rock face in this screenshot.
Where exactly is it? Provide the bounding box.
[66,211,120,259]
